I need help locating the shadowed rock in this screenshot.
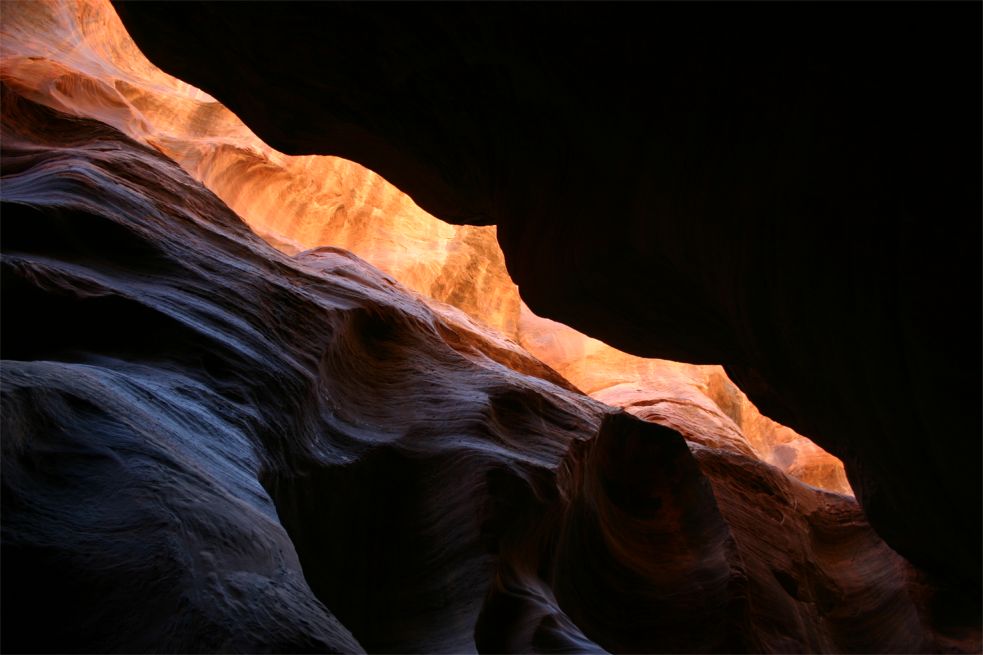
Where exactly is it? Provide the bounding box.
[3,87,978,652]
[2,0,854,495]
[111,1,982,590]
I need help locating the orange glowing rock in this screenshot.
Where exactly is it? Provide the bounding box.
[0,0,850,495]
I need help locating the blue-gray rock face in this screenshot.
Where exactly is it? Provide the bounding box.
[111,1,982,592]
[1,87,978,653]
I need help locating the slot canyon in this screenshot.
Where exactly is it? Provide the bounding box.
[0,1,979,653]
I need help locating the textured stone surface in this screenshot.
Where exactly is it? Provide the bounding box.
[3,88,978,653]
[0,0,851,496]
[518,307,855,495]
[1,0,520,335]
[2,2,981,652]
[111,0,981,587]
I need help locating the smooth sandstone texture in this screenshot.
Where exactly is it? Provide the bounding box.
[110,1,981,588]
[1,0,850,495]
[2,86,978,654]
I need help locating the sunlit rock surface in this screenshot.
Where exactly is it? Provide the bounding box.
[516,307,855,495]
[3,2,980,652]
[2,84,978,654]
[110,0,981,589]
[0,0,851,495]
[1,0,520,335]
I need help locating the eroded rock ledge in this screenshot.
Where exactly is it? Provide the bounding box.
[110,1,982,589]
[2,0,854,496]
[2,83,978,653]
[2,1,981,652]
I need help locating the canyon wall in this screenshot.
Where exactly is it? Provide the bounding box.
[1,1,979,652]
[2,0,851,495]
[2,84,975,654]
[111,0,981,588]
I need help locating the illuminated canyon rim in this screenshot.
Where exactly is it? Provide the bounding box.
[1,1,979,653]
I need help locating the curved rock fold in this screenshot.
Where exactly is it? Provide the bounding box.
[2,1,981,652]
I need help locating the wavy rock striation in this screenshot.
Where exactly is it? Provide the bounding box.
[0,87,581,652]
[110,1,981,589]
[3,85,979,653]
[1,0,851,495]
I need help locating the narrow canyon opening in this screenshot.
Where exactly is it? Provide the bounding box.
[3,1,979,654]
